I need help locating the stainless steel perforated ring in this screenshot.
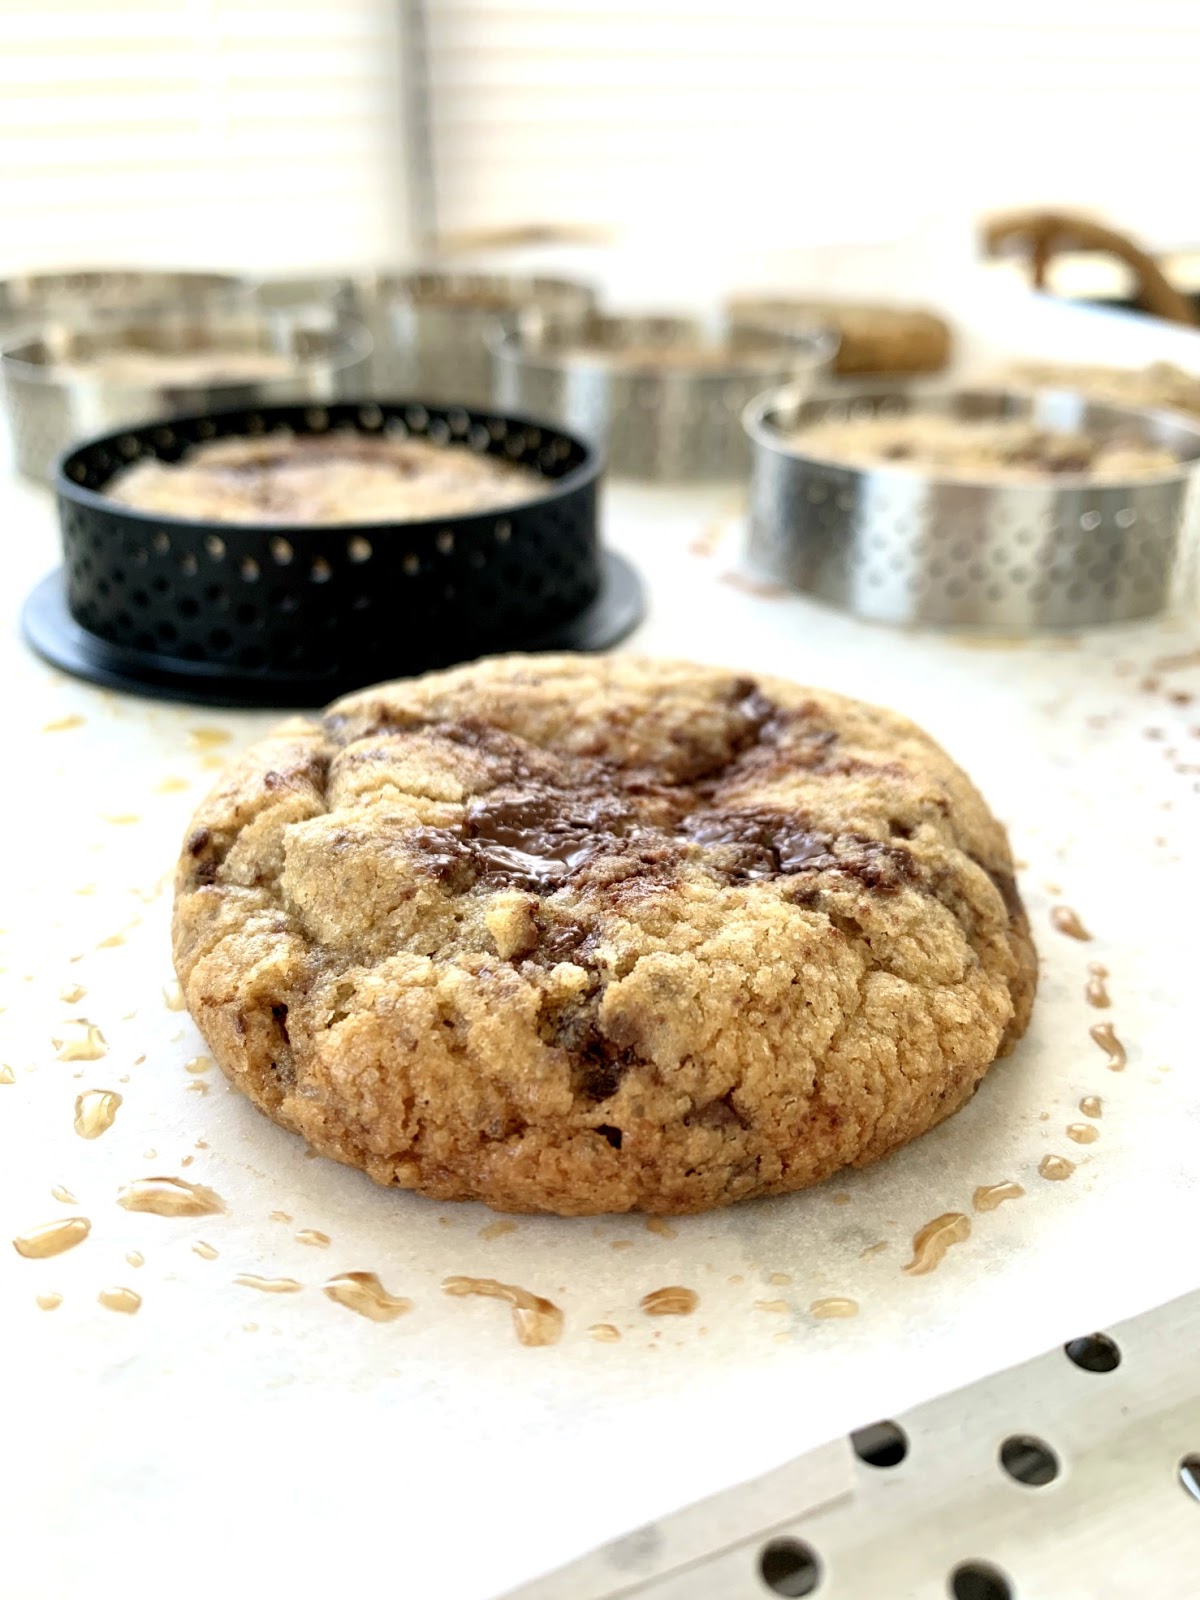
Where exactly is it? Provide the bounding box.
[743,385,1200,630]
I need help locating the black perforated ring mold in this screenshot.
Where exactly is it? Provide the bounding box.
[26,399,641,707]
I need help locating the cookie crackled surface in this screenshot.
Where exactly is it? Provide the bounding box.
[172,655,1036,1215]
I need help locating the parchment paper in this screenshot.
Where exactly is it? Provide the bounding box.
[3,292,1199,1600]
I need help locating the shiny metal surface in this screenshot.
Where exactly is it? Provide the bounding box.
[0,268,244,343]
[494,313,835,483]
[745,385,1200,629]
[245,273,361,321]
[508,1288,1200,1600]
[1,308,371,483]
[367,271,595,407]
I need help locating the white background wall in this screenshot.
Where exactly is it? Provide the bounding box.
[423,0,1200,249]
[0,0,414,274]
[4,0,1200,279]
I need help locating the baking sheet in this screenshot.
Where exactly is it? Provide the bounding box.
[3,297,1200,1600]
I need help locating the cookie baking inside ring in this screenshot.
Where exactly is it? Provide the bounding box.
[172,654,1036,1216]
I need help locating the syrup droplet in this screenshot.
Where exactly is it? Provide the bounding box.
[1085,963,1111,1008]
[860,1241,888,1259]
[163,982,186,1011]
[610,1239,633,1251]
[36,1292,63,1311]
[588,1323,621,1342]
[186,1081,210,1095]
[810,1297,859,1319]
[639,1286,699,1317]
[768,1272,793,1286]
[1039,1154,1076,1181]
[50,1185,77,1204]
[478,1220,518,1241]
[323,1271,412,1322]
[903,1212,971,1275]
[142,1150,157,1160]
[443,1275,564,1346]
[1050,905,1091,940]
[234,1275,303,1294]
[125,1249,145,1267]
[185,1055,211,1075]
[98,1287,141,1314]
[755,1299,790,1313]
[644,1217,678,1239]
[192,1241,219,1260]
[43,714,85,732]
[1090,1022,1127,1071]
[96,930,126,950]
[155,775,190,794]
[59,984,86,1004]
[73,1088,122,1139]
[296,1229,331,1248]
[188,726,231,749]
[53,1021,107,1062]
[972,1181,1025,1213]
[1080,1094,1103,1118]
[13,1217,91,1259]
[104,814,141,826]
[117,1176,226,1218]
[0,1065,14,1085]
[269,1210,292,1224]
[1066,1123,1099,1145]
[832,1193,852,1206]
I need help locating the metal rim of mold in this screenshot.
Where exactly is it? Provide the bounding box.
[492,312,837,484]
[742,383,1200,631]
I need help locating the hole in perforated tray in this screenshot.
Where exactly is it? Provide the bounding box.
[1064,1332,1121,1372]
[759,1538,821,1596]
[999,1435,1058,1487]
[950,1561,1012,1600]
[850,1420,908,1467]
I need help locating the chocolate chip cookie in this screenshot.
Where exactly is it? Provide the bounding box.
[172,655,1036,1215]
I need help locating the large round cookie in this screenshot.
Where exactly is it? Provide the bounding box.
[173,655,1036,1215]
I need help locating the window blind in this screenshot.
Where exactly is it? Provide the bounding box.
[0,0,415,274]
[421,0,1200,252]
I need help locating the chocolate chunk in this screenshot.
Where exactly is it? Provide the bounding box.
[682,808,916,893]
[464,789,638,889]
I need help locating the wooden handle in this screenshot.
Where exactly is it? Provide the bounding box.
[983,210,1198,327]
